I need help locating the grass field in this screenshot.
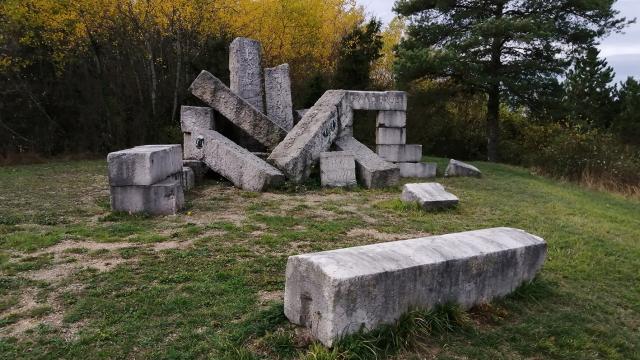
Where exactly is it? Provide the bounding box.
[0,158,639,359]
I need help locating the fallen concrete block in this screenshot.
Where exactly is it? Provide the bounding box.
[445,159,482,178]
[181,106,215,133]
[377,110,406,128]
[265,64,294,131]
[185,129,285,192]
[334,136,400,189]
[182,167,195,191]
[107,145,182,187]
[183,160,208,182]
[230,37,264,112]
[401,183,458,210]
[294,109,309,124]
[399,162,437,178]
[320,152,357,188]
[346,91,407,111]
[284,227,547,347]
[111,177,184,215]
[189,70,287,150]
[376,144,422,162]
[268,90,349,182]
[376,127,406,145]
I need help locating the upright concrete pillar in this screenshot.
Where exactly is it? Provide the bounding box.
[229,37,264,112]
[265,64,294,131]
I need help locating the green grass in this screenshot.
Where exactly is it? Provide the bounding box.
[0,158,639,359]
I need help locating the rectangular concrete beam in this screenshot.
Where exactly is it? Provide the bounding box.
[376,127,406,145]
[377,110,406,128]
[111,177,184,215]
[265,64,294,131]
[107,145,182,187]
[377,144,423,162]
[399,162,437,178]
[181,106,215,133]
[334,136,400,189]
[284,227,547,347]
[401,182,458,210]
[268,90,350,182]
[229,37,264,112]
[189,70,287,150]
[346,91,407,111]
[185,129,284,192]
[320,151,357,188]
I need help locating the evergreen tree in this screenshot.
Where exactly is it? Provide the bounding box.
[564,47,617,130]
[394,0,630,161]
[613,77,640,145]
[334,19,384,90]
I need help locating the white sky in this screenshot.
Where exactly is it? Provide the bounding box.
[358,0,640,83]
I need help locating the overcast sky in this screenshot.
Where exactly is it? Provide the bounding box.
[358,0,640,83]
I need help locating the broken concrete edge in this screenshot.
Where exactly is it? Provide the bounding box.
[189,70,287,150]
[185,128,285,192]
[284,227,547,347]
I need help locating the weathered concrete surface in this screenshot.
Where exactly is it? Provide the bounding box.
[265,64,294,131]
[182,167,195,191]
[294,109,309,124]
[377,110,407,128]
[183,160,208,182]
[284,227,547,347]
[107,145,182,186]
[185,129,284,192]
[189,70,287,150]
[110,177,184,215]
[401,183,458,210]
[445,159,482,178]
[268,91,349,182]
[334,136,400,189]
[399,162,437,178]
[180,106,215,133]
[346,91,407,111]
[320,152,357,188]
[229,37,264,112]
[376,144,422,163]
[376,127,406,145]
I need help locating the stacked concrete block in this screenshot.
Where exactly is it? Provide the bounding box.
[265,64,294,131]
[107,145,184,215]
[401,183,458,210]
[284,227,547,346]
[319,152,357,188]
[334,136,400,189]
[377,144,423,163]
[399,162,437,178]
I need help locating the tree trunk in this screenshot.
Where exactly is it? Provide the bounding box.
[487,85,500,162]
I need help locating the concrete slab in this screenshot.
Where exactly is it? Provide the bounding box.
[377,110,406,128]
[376,127,406,145]
[180,106,215,133]
[284,227,547,346]
[107,145,182,186]
[265,64,294,131]
[185,129,285,192]
[334,136,400,189]
[268,90,349,182]
[320,152,357,187]
[376,144,422,162]
[445,159,482,178]
[229,37,264,112]
[399,162,437,178]
[189,70,287,150]
[401,183,458,210]
[110,177,184,215]
[346,91,407,111]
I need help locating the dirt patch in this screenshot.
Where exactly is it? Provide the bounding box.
[257,290,283,305]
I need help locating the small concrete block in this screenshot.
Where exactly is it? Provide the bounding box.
[376,127,406,145]
[185,129,285,192]
[377,110,407,128]
[229,37,264,112]
[334,136,400,189]
[107,145,183,186]
[268,90,349,182]
[401,183,458,210]
[346,91,407,111]
[265,64,294,131]
[320,152,357,187]
[180,106,215,133]
[445,159,482,178]
[376,144,422,162]
[182,167,195,191]
[189,70,287,150]
[183,160,208,181]
[110,177,184,215]
[284,227,547,347]
[399,162,437,178]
